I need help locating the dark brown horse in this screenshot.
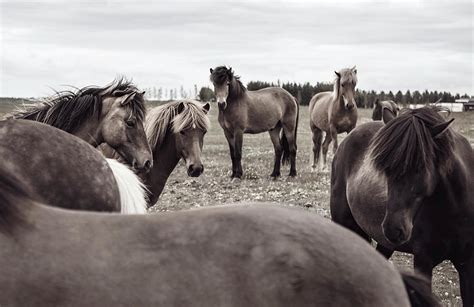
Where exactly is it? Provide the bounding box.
[0,119,147,213]
[0,172,439,306]
[210,66,298,179]
[330,107,473,306]
[13,78,152,173]
[372,99,400,121]
[309,67,358,170]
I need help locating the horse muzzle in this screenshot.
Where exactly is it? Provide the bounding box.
[217,101,227,110]
[382,221,412,245]
[187,164,204,177]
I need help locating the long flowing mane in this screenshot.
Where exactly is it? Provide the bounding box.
[145,100,210,150]
[210,66,246,99]
[13,78,146,133]
[370,106,454,179]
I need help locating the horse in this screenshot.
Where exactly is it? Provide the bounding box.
[330,106,473,306]
[102,100,211,207]
[13,78,152,173]
[0,119,147,214]
[210,66,298,179]
[309,67,358,170]
[372,99,400,121]
[0,174,439,306]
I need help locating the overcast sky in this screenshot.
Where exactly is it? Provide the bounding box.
[0,0,472,97]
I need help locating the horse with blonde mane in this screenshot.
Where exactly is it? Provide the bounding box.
[102,100,211,207]
[372,99,400,121]
[309,67,358,170]
[13,78,152,173]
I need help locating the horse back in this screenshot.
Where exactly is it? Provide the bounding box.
[242,87,297,133]
[0,119,120,211]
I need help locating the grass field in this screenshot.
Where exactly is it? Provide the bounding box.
[1,101,472,306]
[150,105,473,307]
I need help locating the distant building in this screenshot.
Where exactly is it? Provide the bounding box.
[455,98,474,111]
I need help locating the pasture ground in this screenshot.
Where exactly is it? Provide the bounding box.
[150,106,473,307]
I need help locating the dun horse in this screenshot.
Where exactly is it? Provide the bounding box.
[0,172,439,306]
[13,78,152,173]
[309,67,358,169]
[372,99,400,121]
[103,100,211,207]
[210,66,298,179]
[330,107,473,306]
[0,119,147,213]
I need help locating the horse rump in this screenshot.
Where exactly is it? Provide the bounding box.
[400,271,440,307]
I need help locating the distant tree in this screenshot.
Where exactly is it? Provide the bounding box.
[199,86,215,102]
[194,85,198,99]
[157,88,163,101]
[412,90,422,104]
[404,90,412,104]
[395,90,404,105]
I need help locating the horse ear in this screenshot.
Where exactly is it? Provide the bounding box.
[210,68,214,74]
[382,107,396,124]
[202,102,211,114]
[120,92,136,105]
[177,102,185,114]
[430,118,454,138]
[335,71,341,78]
[140,90,146,95]
[374,98,380,106]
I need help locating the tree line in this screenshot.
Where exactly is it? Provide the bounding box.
[198,82,470,108]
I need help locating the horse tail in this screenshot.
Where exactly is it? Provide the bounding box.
[105,159,148,214]
[281,96,299,165]
[400,271,440,307]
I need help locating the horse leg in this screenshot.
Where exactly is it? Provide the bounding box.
[311,125,323,170]
[453,257,474,307]
[233,130,244,179]
[376,244,394,259]
[282,125,297,177]
[269,127,282,178]
[330,126,339,154]
[321,132,333,168]
[223,129,237,178]
[413,253,435,288]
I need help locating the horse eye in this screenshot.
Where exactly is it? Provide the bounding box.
[341,84,345,88]
[180,130,185,135]
[125,120,136,127]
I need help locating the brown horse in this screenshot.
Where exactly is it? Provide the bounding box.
[372,99,400,121]
[0,172,439,306]
[210,66,298,179]
[309,67,358,170]
[0,119,147,213]
[103,100,211,207]
[330,107,473,306]
[13,78,152,173]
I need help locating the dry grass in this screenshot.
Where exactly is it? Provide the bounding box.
[150,106,473,306]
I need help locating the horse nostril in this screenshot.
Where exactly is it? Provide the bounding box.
[144,160,152,170]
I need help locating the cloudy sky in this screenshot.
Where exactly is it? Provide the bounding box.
[1,0,472,97]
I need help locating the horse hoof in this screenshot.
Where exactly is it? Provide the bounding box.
[289,171,297,177]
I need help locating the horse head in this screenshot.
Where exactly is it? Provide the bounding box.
[370,107,454,245]
[335,66,358,110]
[101,88,152,173]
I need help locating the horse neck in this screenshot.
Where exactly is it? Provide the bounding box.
[73,117,103,147]
[228,78,247,103]
[144,132,181,206]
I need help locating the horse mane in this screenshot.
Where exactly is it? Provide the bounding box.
[0,173,31,235]
[13,77,146,133]
[145,100,210,150]
[210,66,246,99]
[370,106,455,179]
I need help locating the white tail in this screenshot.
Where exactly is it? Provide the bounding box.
[105,158,148,214]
